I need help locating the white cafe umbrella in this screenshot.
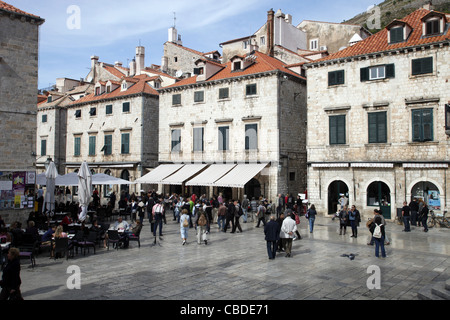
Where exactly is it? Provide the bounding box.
[77,161,92,222]
[44,161,58,214]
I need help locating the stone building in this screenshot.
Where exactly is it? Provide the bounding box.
[0,1,44,222]
[305,7,450,219]
[144,50,307,203]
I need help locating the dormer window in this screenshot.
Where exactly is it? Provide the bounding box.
[95,87,101,95]
[106,85,111,93]
[121,82,127,91]
[422,12,446,37]
[193,67,204,75]
[390,27,404,43]
[233,61,242,71]
[387,20,411,44]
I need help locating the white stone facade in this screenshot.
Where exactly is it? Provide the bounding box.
[306,11,450,220]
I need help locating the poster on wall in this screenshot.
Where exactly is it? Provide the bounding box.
[428,190,441,211]
[0,171,36,210]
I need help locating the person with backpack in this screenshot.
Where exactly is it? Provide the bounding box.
[256,202,266,228]
[369,215,386,258]
[194,208,209,245]
[179,209,190,245]
[232,200,243,233]
[305,204,317,233]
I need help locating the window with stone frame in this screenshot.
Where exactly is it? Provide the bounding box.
[246,84,257,96]
[40,139,47,156]
[329,115,346,145]
[193,127,204,152]
[412,57,433,76]
[103,134,112,155]
[389,26,404,43]
[194,90,204,103]
[172,94,181,106]
[412,108,433,142]
[171,129,181,152]
[245,124,258,150]
[368,112,387,144]
[361,64,395,81]
[446,104,450,134]
[328,70,345,86]
[122,102,130,113]
[121,133,130,154]
[219,88,229,100]
[74,136,81,156]
[89,136,96,156]
[218,126,229,151]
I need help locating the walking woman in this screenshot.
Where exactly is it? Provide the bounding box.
[0,248,22,300]
[369,215,386,258]
[306,204,317,233]
[180,209,190,245]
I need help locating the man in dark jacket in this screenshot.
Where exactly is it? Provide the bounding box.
[0,247,22,300]
[224,200,235,233]
[264,215,281,260]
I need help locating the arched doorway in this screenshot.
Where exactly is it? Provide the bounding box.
[245,178,261,201]
[367,181,391,219]
[411,181,441,211]
[328,180,349,215]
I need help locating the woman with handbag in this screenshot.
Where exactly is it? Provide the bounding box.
[179,209,190,245]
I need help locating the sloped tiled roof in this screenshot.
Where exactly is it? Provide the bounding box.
[163,50,305,89]
[70,75,158,106]
[311,8,450,64]
[0,0,43,21]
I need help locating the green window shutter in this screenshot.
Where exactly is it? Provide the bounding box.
[390,27,404,43]
[412,57,433,75]
[360,67,369,82]
[219,88,229,99]
[328,70,345,86]
[121,133,130,154]
[385,64,395,78]
[246,84,257,96]
[89,136,96,156]
[74,137,81,156]
[194,91,204,102]
[106,104,113,115]
[122,102,130,113]
[172,94,181,105]
[368,112,387,143]
[329,115,346,145]
[412,109,433,142]
[41,139,47,156]
[104,135,112,155]
[422,109,433,141]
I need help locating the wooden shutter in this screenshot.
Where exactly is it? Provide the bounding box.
[171,129,181,152]
[385,64,395,78]
[193,128,204,151]
[368,112,387,143]
[218,126,229,151]
[360,67,369,82]
[329,115,345,144]
[121,133,130,154]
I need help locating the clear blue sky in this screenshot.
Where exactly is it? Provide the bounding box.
[8,0,383,89]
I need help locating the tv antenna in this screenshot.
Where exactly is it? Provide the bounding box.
[173,12,176,28]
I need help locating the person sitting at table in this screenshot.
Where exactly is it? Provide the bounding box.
[90,220,107,248]
[41,225,56,246]
[61,214,72,226]
[25,221,40,242]
[50,225,68,258]
[113,217,130,248]
[0,228,11,244]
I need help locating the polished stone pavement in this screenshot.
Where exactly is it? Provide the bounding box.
[17,213,450,301]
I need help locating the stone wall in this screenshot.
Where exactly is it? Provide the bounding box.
[0,11,43,224]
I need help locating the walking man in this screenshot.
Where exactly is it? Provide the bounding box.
[402,201,411,232]
[280,213,297,258]
[264,215,280,260]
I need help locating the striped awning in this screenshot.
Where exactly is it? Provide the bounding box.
[160,164,208,185]
[185,164,237,187]
[351,163,394,168]
[403,163,448,169]
[135,164,184,184]
[212,163,269,188]
[311,163,349,168]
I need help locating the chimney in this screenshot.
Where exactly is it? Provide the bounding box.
[129,58,136,76]
[135,46,145,75]
[161,56,168,73]
[91,55,99,68]
[115,61,123,68]
[423,1,433,10]
[267,9,275,57]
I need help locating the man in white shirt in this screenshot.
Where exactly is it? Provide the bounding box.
[280,213,297,258]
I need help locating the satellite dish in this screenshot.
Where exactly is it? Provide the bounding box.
[175,70,183,78]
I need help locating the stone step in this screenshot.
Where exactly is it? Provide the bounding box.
[417,286,445,300]
[445,279,450,291]
[417,281,450,300]
[431,283,450,300]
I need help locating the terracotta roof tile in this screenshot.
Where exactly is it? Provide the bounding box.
[313,8,450,64]
[164,51,305,89]
[70,75,158,106]
[0,1,43,20]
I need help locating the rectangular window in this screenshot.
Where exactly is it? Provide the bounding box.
[329,115,346,145]
[361,64,395,81]
[368,112,387,143]
[106,104,113,115]
[246,84,257,96]
[171,129,181,152]
[425,19,440,35]
[89,107,96,116]
[445,104,450,132]
[218,126,229,151]
[121,133,130,154]
[40,139,47,156]
[310,39,318,50]
[260,36,265,45]
[75,110,81,118]
[219,88,229,99]
[122,102,130,113]
[390,27,404,43]
[412,57,433,76]
[328,70,345,86]
[89,136,96,156]
[172,94,181,105]
[193,127,204,152]
[42,114,47,123]
[245,124,258,150]
[103,135,112,155]
[194,91,204,102]
[233,61,242,71]
[74,137,81,156]
[412,109,433,142]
